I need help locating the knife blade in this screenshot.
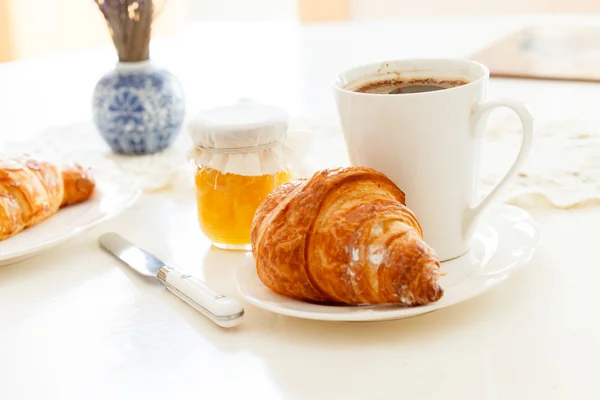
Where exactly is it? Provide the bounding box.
[99,232,244,328]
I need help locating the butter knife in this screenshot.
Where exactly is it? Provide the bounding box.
[98,232,244,328]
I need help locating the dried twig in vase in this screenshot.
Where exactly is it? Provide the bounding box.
[93,0,167,62]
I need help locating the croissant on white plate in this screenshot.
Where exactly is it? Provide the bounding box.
[0,156,96,241]
[250,166,443,306]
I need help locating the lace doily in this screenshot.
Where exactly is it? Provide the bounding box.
[2,117,600,210]
[480,118,600,209]
[1,121,196,193]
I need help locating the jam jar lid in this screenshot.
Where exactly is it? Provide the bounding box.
[186,102,293,176]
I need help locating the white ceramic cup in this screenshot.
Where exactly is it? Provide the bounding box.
[333,58,533,261]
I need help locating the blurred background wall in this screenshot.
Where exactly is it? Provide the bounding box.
[1,0,598,63]
[0,0,189,62]
[348,0,599,19]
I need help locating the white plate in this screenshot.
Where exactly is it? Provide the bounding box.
[0,171,141,266]
[235,204,542,322]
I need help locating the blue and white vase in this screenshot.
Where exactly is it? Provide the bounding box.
[92,60,185,155]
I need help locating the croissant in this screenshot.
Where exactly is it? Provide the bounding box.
[0,156,96,241]
[250,166,443,306]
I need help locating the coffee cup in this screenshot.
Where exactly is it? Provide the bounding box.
[333,58,533,261]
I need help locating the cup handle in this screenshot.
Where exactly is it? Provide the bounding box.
[463,99,534,238]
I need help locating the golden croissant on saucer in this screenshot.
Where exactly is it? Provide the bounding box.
[250,166,443,306]
[0,156,96,241]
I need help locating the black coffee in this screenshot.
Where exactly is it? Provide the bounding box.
[354,78,469,94]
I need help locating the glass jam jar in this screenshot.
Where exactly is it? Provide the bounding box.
[187,102,292,250]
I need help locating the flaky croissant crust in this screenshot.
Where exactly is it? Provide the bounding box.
[251,166,443,306]
[0,156,95,241]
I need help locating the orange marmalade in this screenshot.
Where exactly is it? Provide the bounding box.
[187,102,292,250]
[195,166,291,250]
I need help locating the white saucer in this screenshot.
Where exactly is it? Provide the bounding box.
[235,204,542,322]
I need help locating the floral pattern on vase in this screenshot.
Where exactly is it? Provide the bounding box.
[92,61,185,155]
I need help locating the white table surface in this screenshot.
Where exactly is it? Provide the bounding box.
[2,15,600,400]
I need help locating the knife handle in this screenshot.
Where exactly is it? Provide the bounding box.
[157,267,244,328]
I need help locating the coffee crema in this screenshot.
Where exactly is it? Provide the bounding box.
[352,78,469,94]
